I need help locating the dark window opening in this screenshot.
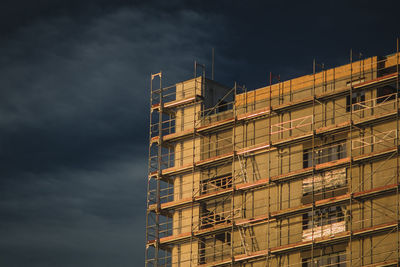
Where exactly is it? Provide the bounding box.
[198,238,206,264]
[217,99,228,113]
[377,85,397,103]
[201,175,232,194]
[302,251,346,267]
[200,204,230,229]
[213,176,232,189]
[303,151,310,169]
[302,206,345,230]
[303,143,347,168]
[216,232,231,244]
[346,91,365,112]
[198,233,231,265]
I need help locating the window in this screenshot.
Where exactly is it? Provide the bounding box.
[200,204,230,229]
[198,233,231,265]
[217,99,228,113]
[201,175,232,195]
[302,251,346,267]
[198,238,206,264]
[303,206,345,230]
[177,244,181,267]
[302,206,347,242]
[302,167,347,196]
[377,85,397,103]
[303,143,347,168]
[216,232,231,244]
[346,91,365,112]
[212,176,232,189]
[177,210,182,234]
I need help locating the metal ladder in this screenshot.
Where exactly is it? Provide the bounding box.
[238,225,259,255]
[237,154,248,183]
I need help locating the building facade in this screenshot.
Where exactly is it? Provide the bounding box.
[145,48,400,266]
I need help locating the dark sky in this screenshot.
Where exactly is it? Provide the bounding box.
[0,1,399,266]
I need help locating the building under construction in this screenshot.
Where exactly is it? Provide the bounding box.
[145,44,400,266]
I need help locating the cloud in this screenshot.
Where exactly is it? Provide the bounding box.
[0,158,146,267]
[0,4,227,267]
[0,6,226,169]
[0,148,148,266]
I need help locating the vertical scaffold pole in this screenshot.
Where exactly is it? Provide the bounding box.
[349,49,353,267]
[231,82,237,266]
[156,72,163,267]
[189,65,202,266]
[145,74,154,267]
[396,37,399,267]
[311,59,316,266]
[267,72,272,267]
[146,72,163,266]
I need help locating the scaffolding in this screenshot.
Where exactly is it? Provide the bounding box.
[145,42,400,267]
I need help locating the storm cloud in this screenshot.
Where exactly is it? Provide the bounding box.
[0,0,399,266]
[0,3,227,266]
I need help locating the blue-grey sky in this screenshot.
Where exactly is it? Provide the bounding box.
[0,0,399,266]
